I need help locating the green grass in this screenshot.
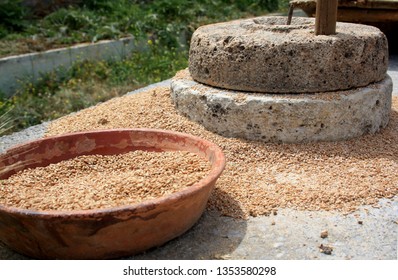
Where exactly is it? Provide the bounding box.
[0,0,289,136]
[1,44,188,133]
[0,0,289,57]
[0,107,13,136]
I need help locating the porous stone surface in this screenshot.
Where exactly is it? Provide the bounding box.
[189,16,388,93]
[171,69,392,143]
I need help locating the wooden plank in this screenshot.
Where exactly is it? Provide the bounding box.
[339,0,398,10]
[337,8,398,22]
[291,0,398,10]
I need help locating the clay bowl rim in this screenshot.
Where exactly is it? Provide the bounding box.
[0,128,226,218]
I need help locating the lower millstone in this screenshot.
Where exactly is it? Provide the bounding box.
[171,69,392,143]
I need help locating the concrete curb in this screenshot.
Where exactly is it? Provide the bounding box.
[389,54,398,94]
[0,37,146,97]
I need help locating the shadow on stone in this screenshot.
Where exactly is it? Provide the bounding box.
[129,189,247,260]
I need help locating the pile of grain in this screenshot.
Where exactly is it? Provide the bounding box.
[46,86,398,218]
[0,151,211,211]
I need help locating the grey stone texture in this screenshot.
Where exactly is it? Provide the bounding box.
[171,70,392,143]
[189,16,388,93]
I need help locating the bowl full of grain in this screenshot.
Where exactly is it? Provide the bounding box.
[0,129,225,259]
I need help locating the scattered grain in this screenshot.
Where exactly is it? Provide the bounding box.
[0,150,210,211]
[320,230,328,239]
[44,87,398,219]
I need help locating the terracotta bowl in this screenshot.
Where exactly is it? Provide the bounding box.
[0,129,225,259]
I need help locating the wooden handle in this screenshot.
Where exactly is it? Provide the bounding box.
[315,0,338,35]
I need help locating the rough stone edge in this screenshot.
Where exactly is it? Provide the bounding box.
[188,16,388,93]
[171,70,392,143]
[0,122,48,154]
[126,79,172,95]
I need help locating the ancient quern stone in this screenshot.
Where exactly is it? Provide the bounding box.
[171,70,392,143]
[189,16,388,93]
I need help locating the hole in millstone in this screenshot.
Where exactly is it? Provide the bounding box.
[320,123,325,128]
[269,106,273,110]
[223,36,233,45]
[375,100,380,106]
[204,68,209,75]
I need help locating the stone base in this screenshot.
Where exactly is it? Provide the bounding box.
[171,69,392,143]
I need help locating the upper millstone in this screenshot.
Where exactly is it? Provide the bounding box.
[188,16,388,93]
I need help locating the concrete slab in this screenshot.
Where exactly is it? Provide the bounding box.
[0,57,397,260]
[389,54,398,95]
[129,199,397,260]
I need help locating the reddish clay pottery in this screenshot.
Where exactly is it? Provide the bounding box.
[0,129,225,259]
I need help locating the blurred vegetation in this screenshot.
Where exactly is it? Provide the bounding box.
[0,0,28,38]
[0,0,289,136]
